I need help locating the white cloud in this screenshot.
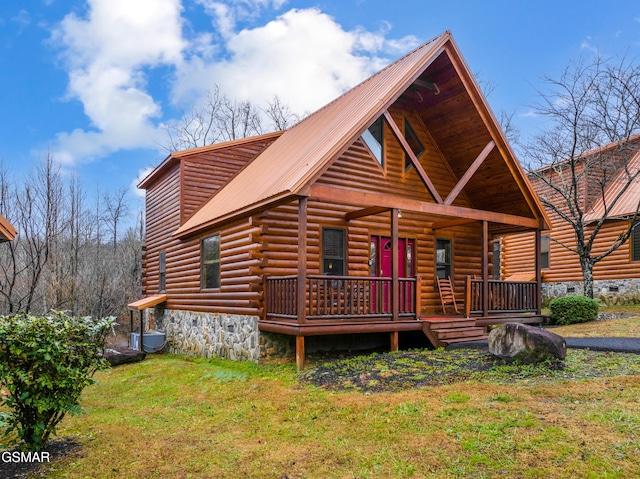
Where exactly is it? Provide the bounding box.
[520,109,539,118]
[50,0,419,165]
[173,7,419,116]
[131,166,155,198]
[51,0,186,165]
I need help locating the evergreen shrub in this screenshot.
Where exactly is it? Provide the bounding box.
[549,295,599,326]
[0,312,115,451]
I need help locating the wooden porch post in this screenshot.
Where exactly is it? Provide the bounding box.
[391,208,399,321]
[296,198,308,371]
[415,275,422,318]
[390,331,399,351]
[296,336,305,371]
[535,228,542,315]
[297,197,308,325]
[482,220,489,317]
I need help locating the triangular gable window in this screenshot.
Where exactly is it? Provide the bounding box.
[404,119,425,171]
[361,116,384,166]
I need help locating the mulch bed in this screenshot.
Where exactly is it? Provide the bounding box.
[299,348,569,394]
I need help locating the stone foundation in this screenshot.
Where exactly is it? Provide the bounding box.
[148,308,293,363]
[543,279,640,306]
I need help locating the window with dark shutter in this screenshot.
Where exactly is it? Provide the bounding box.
[632,222,640,262]
[322,228,346,276]
[159,251,166,292]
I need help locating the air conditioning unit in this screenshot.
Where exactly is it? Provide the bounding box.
[130,330,166,353]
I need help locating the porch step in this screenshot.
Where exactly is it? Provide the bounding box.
[420,318,487,348]
[422,319,476,330]
[442,335,488,345]
[431,327,486,340]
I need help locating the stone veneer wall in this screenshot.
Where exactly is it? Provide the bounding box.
[148,308,294,362]
[543,279,640,306]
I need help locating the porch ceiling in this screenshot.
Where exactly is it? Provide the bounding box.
[398,51,539,224]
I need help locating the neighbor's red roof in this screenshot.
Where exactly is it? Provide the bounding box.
[584,149,640,222]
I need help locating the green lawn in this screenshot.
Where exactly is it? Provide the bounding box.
[5,312,640,478]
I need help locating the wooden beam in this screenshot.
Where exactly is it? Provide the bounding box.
[297,197,308,325]
[296,336,305,371]
[415,275,422,317]
[345,206,390,221]
[391,208,399,321]
[259,320,424,336]
[383,110,444,204]
[432,218,477,230]
[482,221,489,317]
[445,141,495,206]
[310,184,542,230]
[413,79,439,93]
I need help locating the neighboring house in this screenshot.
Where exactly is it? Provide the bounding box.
[133,31,549,368]
[501,137,640,303]
[0,214,17,243]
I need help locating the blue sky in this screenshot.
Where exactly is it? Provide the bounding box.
[1,0,640,216]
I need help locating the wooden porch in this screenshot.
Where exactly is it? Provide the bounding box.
[261,273,543,362]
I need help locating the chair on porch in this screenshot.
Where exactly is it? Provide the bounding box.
[437,277,459,314]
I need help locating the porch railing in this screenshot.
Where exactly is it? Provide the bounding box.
[465,277,538,316]
[265,275,417,321]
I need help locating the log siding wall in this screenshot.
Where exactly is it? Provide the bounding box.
[502,168,640,284]
[503,220,638,283]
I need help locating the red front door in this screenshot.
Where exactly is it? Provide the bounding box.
[370,236,414,313]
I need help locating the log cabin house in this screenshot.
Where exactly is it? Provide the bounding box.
[133,31,549,368]
[501,136,640,303]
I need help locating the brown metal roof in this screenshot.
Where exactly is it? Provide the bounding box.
[171,30,549,237]
[0,213,17,242]
[174,32,451,237]
[584,149,640,222]
[128,294,167,311]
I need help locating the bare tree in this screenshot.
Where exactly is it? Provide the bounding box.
[161,86,302,152]
[526,54,640,298]
[103,187,129,252]
[217,95,263,141]
[263,95,301,130]
[0,153,65,313]
[0,162,20,313]
[163,88,225,151]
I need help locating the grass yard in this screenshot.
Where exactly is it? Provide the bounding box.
[4,310,640,478]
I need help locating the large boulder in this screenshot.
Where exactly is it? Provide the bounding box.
[488,323,566,363]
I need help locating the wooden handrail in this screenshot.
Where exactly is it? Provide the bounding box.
[266,275,417,321]
[466,276,538,315]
